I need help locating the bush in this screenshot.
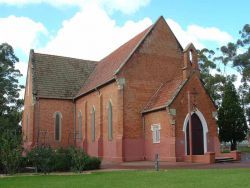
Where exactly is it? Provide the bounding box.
[27,146,54,174]
[53,148,71,172]
[68,147,101,172]
[0,129,23,174]
[84,156,101,170]
[25,146,101,174]
[68,147,86,173]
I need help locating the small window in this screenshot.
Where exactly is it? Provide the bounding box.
[151,124,161,143]
[108,101,113,141]
[78,111,82,140]
[54,112,62,141]
[91,107,95,142]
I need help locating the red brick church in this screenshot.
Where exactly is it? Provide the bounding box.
[22,16,223,163]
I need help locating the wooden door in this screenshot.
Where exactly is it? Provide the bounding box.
[186,113,204,155]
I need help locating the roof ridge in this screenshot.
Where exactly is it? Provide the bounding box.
[34,51,97,63]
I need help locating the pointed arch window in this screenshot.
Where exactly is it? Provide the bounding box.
[91,107,95,142]
[108,101,113,140]
[78,111,82,140]
[189,50,193,64]
[26,113,29,140]
[54,112,62,141]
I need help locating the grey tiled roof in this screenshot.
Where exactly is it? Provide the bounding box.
[32,52,97,99]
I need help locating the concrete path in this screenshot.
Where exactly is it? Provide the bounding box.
[101,153,250,170]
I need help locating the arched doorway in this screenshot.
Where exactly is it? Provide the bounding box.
[186,113,204,155]
[183,110,208,155]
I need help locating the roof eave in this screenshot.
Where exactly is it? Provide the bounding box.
[165,78,189,107]
[74,78,116,100]
[35,96,73,100]
[142,105,166,114]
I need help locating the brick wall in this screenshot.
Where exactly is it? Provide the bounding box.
[75,82,124,162]
[171,74,220,161]
[22,64,35,150]
[35,98,74,148]
[144,111,177,161]
[118,17,183,161]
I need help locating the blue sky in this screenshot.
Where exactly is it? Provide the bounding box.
[0,0,249,96]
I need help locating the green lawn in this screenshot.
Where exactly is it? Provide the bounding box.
[238,146,250,153]
[1,169,250,188]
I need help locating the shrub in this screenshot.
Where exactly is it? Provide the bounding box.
[68,147,101,172]
[68,147,86,173]
[53,148,71,172]
[0,129,23,174]
[83,156,101,170]
[25,146,101,174]
[27,146,54,174]
[19,156,28,169]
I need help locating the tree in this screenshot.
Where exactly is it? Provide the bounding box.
[217,81,248,150]
[216,24,250,123]
[198,49,236,106]
[0,43,24,174]
[0,43,24,130]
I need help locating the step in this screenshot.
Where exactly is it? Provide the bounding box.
[215,157,235,163]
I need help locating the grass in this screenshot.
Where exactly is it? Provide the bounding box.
[1,169,250,188]
[238,146,250,153]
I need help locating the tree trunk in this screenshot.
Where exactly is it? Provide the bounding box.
[230,140,237,151]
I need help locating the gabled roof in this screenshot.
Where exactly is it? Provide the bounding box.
[142,72,218,114]
[76,16,183,98]
[76,25,153,97]
[142,76,186,113]
[31,51,97,99]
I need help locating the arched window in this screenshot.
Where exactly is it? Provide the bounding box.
[54,112,62,141]
[189,50,193,64]
[91,107,95,142]
[78,111,82,139]
[27,70,30,96]
[108,101,113,140]
[26,113,29,140]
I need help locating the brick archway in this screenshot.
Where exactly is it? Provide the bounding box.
[183,109,208,155]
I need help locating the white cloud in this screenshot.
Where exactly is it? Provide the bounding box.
[39,3,152,60]
[14,61,27,99]
[166,18,233,49]
[0,15,48,54]
[15,61,28,77]
[19,88,25,99]
[99,0,150,14]
[0,0,150,14]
